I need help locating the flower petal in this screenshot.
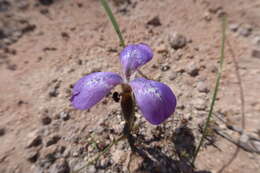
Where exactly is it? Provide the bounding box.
[130,78,177,125]
[71,72,123,110]
[120,44,153,78]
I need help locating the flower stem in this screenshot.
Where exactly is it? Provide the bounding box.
[100,0,136,150]
[99,0,126,47]
[192,16,227,165]
[121,84,136,149]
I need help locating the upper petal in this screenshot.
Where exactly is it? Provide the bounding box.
[71,72,123,110]
[119,44,153,78]
[130,78,177,125]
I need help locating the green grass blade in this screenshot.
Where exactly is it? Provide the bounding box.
[99,0,126,47]
[192,16,227,165]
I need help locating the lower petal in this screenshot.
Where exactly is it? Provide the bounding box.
[130,78,177,125]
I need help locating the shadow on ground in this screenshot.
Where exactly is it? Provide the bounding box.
[129,126,212,173]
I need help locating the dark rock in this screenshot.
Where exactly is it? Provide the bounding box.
[26,131,42,148]
[77,59,82,65]
[186,62,199,76]
[43,47,57,52]
[39,0,54,6]
[252,49,260,59]
[46,134,61,147]
[208,5,222,14]
[176,103,185,110]
[59,112,70,121]
[7,63,17,71]
[40,8,49,15]
[77,3,83,8]
[0,29,5,39]
[176,66,185,73]
[57,145,66,155]
[161,65,170,71]
[209,64,217,73]
[3,47,16,55]
[0,128,5,136]
[169,32,187,49]
[26,149,39,163]
[21,23,36,34]
[38,146,58,168]
[61,32,70,40]
[147,16,161,27]
[49,158,70,173]
[151,64,159,69]
[41,115,52,125]
[49,87,59,97]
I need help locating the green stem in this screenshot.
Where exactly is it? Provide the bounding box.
[192,16,227,165]
[99,0,126,47]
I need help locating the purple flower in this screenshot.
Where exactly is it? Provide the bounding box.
[71,44,177,125]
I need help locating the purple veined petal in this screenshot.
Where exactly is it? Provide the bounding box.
[130,78,177,125]
[71,72,123,110]
[120,44,153,78]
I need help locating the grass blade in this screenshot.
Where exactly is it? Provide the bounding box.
[192,16,227,165]
[99,0,126,47]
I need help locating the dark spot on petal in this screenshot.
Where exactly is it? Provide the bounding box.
[70,92,80,102]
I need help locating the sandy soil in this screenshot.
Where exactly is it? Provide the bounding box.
[0,0,260,173]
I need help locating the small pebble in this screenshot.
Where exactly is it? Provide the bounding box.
[147,16,161,27]
[168,32,187,50]
[41,115,52,125]
[197,81,209,93]
[0,128,6,137]
[26,149,39,163]
[161,65,170,71]
[59,111,70,121]
[26,131,42,148]
[253,36,260,46]
[39,0,54,6]
[193,98,207,110]
[169,71,177,81]
[203,12,211,21]
[229,23,240,32]
[186,62,199,77]
[252,49,260,59]
[46,134,61,147]
[238,24,252,37]
[50,158,70,173]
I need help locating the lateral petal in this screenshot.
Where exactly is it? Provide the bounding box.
[130,78,177,125]
[71,72,123,110]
